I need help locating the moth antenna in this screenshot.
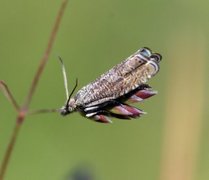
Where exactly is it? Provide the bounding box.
[58,56,69,100]
[66,78,78,106]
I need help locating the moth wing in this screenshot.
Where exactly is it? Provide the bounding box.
[75,49,160,108]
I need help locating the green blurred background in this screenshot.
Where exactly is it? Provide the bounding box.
[0,0,208,180]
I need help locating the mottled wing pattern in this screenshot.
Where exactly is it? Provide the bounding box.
[73,47,162,123]
[75,50,159,107]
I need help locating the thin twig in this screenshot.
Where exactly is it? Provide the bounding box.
[0,116,22,180]
[0,1,69,179]
[0,80,20,112]
[23,0,68,110]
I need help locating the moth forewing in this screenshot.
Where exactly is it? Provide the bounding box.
[75,49,160,106]
[146,59,160,77]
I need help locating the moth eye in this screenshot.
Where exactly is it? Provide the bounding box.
[150,53,162,63]
[139,47,152,58]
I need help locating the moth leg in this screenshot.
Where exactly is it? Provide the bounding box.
[92,114,112,123]
[84,109,112,123]
[0,80,20,111]
[119,84,157,104]
[89,100,146,118]
[109,104,146,118]
[86,105,144,122]
[82,98,146,122]
[82,99,121,115]
[85,109,109,118]
[86,100,121,111]
[83,105,100,112]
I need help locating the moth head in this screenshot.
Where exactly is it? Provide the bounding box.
[58,56,78,116]
[60,98,76,116]
[60,81,78,116]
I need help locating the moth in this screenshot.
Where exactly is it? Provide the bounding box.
[59,47,162,123]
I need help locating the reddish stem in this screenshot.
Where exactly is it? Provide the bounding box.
[0,1,68,179]
[0,113,24,180]
[23,0,68,109]
[0,80,20,112]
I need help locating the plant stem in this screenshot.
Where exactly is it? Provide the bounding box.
[0,0,68,179]
[23,0,68,109]
[0,113,24,180]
